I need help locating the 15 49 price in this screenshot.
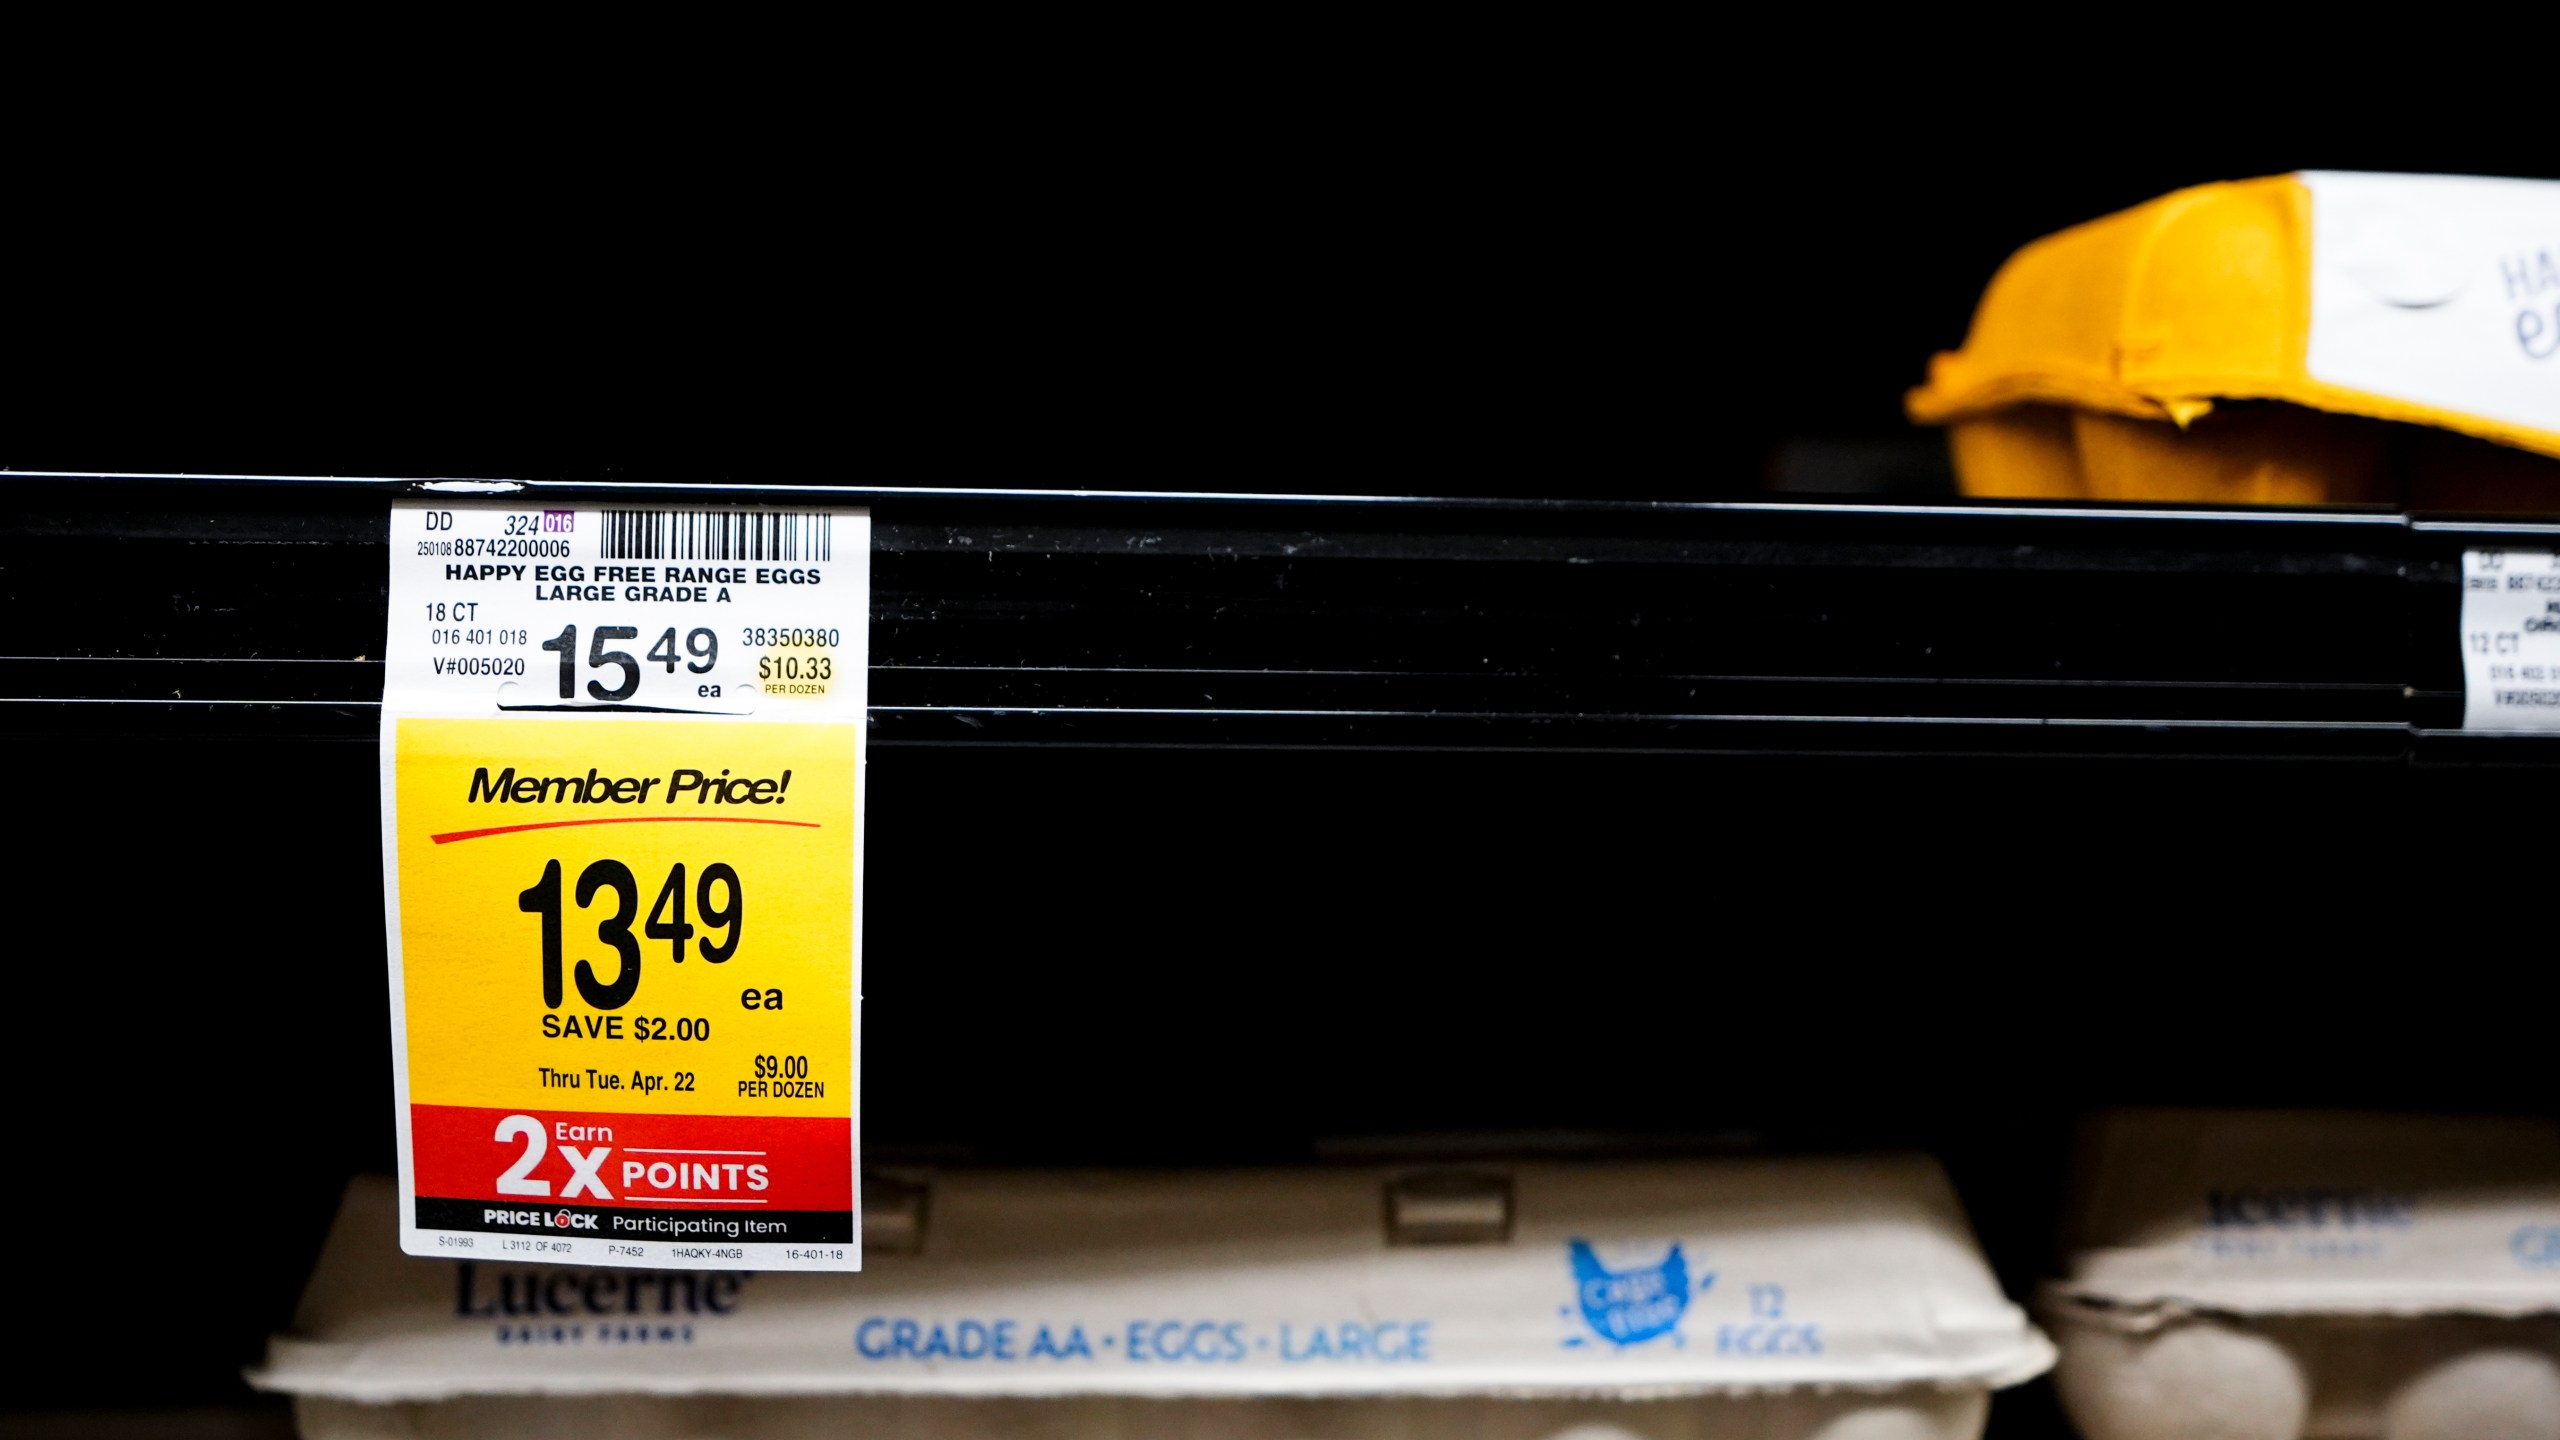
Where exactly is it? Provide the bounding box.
[539,624,718,701]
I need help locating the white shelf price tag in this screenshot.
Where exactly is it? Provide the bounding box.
[2461,549,2560,732]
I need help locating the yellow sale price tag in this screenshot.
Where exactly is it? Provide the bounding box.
[395,717,856,1115]
[381,499,868,1270]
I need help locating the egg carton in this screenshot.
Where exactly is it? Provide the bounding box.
[2049,1300,2560,1440]
[257,1159,2049,1439]
[292,1390,1991,1440]
[2047,1110,2560,1440]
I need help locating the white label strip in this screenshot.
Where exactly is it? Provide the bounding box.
[2461,549,2560,731]
[385,502,870,723]
[2303,172,2560,439]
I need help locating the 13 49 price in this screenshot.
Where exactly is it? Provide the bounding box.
[519,859,742,1010]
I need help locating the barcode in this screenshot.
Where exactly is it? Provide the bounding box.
[598,511,833,562]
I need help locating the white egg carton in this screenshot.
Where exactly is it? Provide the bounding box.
[289,1390,1997,1440]
[2046,1110,2560,1440]
[257,1157,2050,1439]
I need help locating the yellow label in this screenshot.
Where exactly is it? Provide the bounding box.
[393,716,858,1117]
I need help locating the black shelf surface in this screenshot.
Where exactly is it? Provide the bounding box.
[14,473,2560,1421]
[6,471,2560,761]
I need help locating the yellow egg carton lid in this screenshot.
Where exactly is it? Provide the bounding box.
[1908,172,2560,460]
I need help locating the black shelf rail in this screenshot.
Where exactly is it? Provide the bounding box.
[4,471,2555,761]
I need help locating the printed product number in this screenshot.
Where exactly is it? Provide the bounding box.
[415,537,573,558]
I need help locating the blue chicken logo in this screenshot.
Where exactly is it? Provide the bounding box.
[1567,1239,1705,1346]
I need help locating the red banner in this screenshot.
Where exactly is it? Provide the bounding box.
[411,1103,851,1212]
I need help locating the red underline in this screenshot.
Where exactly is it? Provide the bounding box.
[431,816,822,844]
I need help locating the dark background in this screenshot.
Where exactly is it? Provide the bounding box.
[9,62,2554,497]
[4,46,2554,1436]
